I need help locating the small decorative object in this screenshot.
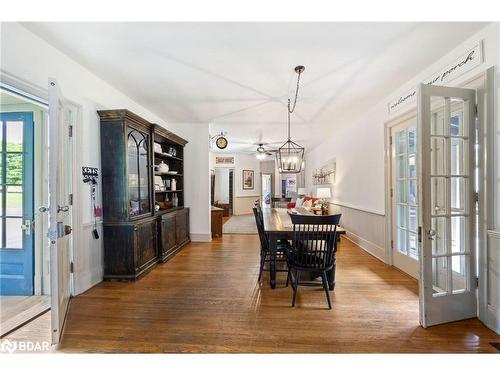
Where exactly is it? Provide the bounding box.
[157,161,169,174]
[171,178,177,191]
[215,136,228,150]
[215,156,234,164]
[316,187,331,215]
[154,176,164,191]
[155,203,160,212]
[165,179,171,189]
[154,143,163,154]
[168,171,178,174]
[242,170,254,190]
[82,166,100,239]
[168,146,177,156]
[172,193,178,208]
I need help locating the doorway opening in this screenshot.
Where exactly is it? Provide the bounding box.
[213,167,234,219]
[0,86,50,337]
[261,173,272,208]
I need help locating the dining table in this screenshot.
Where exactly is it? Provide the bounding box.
[261,207,346,289]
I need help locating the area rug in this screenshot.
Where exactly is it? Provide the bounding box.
[222,214,258,234]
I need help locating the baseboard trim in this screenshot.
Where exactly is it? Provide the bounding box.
[343,231,385,263]
[190,232,212,242]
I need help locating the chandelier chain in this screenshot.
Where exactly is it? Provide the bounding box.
[286,70,302,140]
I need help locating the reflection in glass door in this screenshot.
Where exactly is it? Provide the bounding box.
[391,117,418,278]
[0,112,34,295]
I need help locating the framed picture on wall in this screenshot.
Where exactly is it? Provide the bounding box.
[242,169,254,190]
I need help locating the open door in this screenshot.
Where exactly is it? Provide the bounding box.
[418,83,477,327]
[48,78,73,344]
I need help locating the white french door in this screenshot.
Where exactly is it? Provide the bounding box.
[418,83,477,327]
[391,117,419,279]
[48,78,74,344]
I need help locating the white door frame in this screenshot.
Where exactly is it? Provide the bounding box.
[384,109,417,268]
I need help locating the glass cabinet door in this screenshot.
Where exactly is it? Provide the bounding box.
[127,128,150,217]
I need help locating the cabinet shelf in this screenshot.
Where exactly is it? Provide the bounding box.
[155,190,183,194]
[154,152,183,162]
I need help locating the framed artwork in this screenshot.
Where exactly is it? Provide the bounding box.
[242,169,254,190]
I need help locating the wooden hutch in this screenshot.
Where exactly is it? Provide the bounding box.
[98,109,189,281]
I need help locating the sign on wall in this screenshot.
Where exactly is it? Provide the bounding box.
[388,42,483,114]
[215,156,234,165]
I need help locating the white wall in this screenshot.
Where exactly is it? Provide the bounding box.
[0,23,211,295]
[214,168,230,203]
[306,22,500,216]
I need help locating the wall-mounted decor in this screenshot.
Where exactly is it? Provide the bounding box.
[242,169,254,190]
[216,156,234,164]
[388,42,483,114]
[312,158,336,185]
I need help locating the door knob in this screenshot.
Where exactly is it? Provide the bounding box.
[21,220,32,235]
[428,229,436,240]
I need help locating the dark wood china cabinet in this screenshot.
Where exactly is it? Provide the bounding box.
[98,110,189,280]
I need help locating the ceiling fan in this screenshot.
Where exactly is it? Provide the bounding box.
[256,143,277,160]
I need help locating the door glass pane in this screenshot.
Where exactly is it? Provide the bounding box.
[6,186,23,216]
[397,179,406,204]
[450,177,466,213]
[128,131,140,216]
[408,179,417,204]
[431,217,447,255]
[408,233,418,259]
[432,256,449,295]
[450,138,466,175]
[431,137,446,176]
[451,216,466,254]
[138,135,150,214]
[6,121,23,152]
[397,204,407,228]
[430,98,446,136]
[396,130,406,154]
[408,206,417,232]
[397,229,407,255]
[408,154,416,178]
[397,155,406,178]
[408,129,416,153]
[450,109,465,137]
[6,217,22,248]
[452,255,467,293]
[431,177,447,215]
[6,153,23,185]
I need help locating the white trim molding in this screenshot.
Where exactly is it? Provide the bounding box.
[343,232,385,263]
[190,232,212,242]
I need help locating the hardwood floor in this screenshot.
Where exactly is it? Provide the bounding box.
[54,235,498,353]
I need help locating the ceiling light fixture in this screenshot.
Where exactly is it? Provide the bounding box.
[277,65,305,174]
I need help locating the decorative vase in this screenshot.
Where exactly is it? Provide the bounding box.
[157,161,169,174]
[171,178,177,191]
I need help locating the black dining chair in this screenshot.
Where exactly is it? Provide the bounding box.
[271,197,291,209]
[252,207,290,282]
[287,213,342,309]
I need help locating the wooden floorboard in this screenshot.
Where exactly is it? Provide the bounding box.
[2,235,499,353]
[56,235,499,353]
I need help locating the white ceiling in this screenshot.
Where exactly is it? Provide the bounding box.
[24,22,486,154]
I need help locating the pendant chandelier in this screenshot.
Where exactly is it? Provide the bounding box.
[277,65,305,174]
